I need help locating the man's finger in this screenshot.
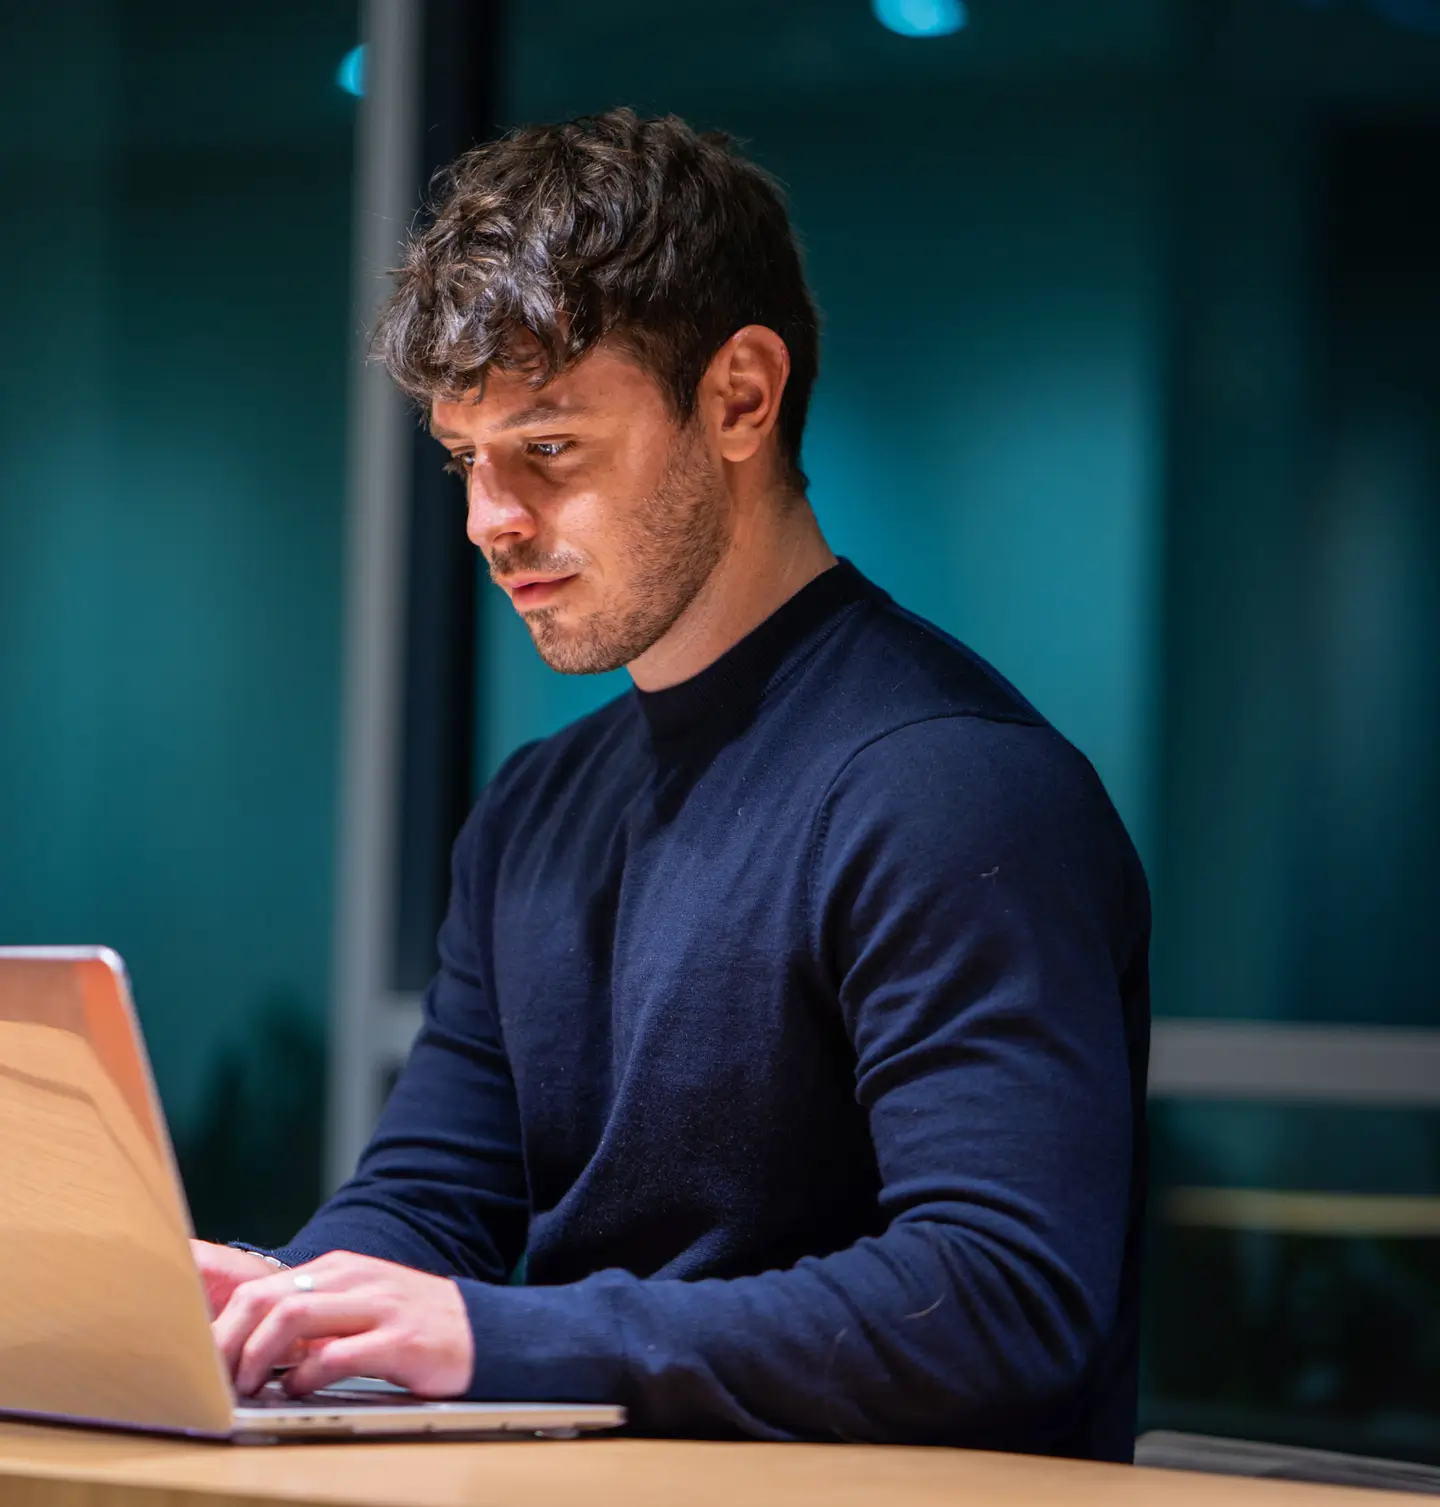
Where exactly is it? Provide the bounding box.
[282,1333,396,1398]
[233,1294,377,1396]
[213,1274,292,1368]
[213,1263,355,1367]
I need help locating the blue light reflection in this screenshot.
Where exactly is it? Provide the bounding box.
[872,0,968,40]
[335,44,366,98]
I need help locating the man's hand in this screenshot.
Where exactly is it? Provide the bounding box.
[211,1251,474,1399]
[190,1239,276,1319]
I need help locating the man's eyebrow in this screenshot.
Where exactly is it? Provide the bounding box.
[428,403,588,441]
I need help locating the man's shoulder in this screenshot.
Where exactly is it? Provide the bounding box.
[798,587,1132,848]
[802,584,1052,748]
[808,595,1148,940]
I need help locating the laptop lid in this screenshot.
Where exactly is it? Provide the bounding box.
[0,946,237,1435]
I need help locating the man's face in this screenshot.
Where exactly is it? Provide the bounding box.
[430,345,732,675]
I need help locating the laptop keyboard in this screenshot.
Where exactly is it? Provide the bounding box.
[239,1379,432,1410]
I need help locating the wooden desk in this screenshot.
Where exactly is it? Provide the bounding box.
[0,1422,1400,1507]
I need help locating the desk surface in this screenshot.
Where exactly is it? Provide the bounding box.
[0,1422,1403,1507]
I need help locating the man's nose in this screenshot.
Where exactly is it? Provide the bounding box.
[465,460,536,553]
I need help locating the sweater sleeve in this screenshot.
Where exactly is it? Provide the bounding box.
[264,800,530,1284]
[454,716,1148,1451]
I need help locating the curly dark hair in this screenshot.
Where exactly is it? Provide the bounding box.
[372,108,820,490]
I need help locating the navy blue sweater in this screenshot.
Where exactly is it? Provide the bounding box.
[273,560,1150,1459]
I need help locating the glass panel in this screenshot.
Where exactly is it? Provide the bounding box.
[0,1,357,1241]
[1146,1101,1440,1460]
[1158,0,1440,1028]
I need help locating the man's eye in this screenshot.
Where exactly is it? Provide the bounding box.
[442,454,473,479]
[527,441,573,461]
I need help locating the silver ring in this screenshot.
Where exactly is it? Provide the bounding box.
[292,1273,316,1293]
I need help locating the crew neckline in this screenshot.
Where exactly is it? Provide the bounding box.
[633,558,874,746]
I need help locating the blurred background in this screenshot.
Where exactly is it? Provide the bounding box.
[2,0,1438,1463]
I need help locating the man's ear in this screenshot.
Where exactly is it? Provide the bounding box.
[700,325,791,465]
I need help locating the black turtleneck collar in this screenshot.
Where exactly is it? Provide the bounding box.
[633,558,876,748]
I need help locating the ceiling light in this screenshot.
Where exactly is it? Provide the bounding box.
[335,44,366,98]
[872,0,968,38]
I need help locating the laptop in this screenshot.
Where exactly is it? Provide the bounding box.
[0,945,625,1442]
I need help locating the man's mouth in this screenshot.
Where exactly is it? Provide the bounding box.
[502,574,577,610]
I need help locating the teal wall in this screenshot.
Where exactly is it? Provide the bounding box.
[0,1,356,1238]
[482,4,1170,870]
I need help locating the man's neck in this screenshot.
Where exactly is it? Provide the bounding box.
[626,495,837,692]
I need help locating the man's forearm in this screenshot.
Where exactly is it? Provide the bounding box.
[455,1216,1117,1450]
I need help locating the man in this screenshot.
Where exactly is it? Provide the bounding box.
[196,109,1150,1461]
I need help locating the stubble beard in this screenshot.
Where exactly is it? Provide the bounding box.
[520,429,731,676]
